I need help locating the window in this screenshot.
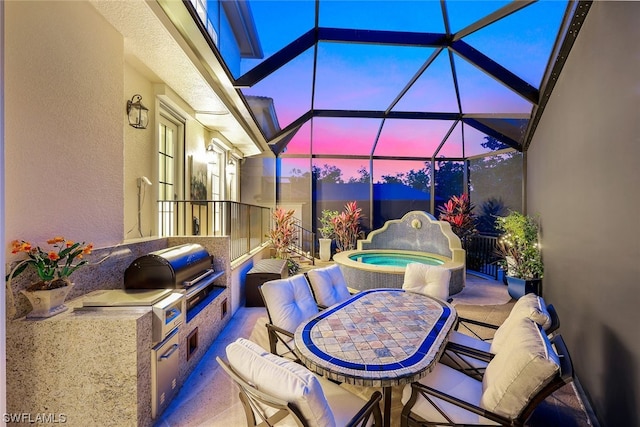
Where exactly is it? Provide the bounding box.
[157,112,184,236]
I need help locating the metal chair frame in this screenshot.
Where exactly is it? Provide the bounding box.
[217,356,383,427]
[401,335,574,427]
[443,304,560,380]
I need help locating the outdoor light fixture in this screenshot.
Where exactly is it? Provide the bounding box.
[126,94,149,129]
[206,143,218,165]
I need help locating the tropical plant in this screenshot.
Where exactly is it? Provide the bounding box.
[268,207,297,259]
[437,193,477,241]
[332,201,364,252]
[495,211,544,280]
[7,237,94,290]
[475,197,507,235]
[317,209,339,239]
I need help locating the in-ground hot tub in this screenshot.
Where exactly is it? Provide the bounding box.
[333,211,466,295]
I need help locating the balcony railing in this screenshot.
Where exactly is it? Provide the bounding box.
[291,220,316,265]
[464,234,501,279]
[157,200,271,261]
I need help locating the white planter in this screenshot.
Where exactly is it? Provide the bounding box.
[319,238,332,262]
[21,283,74,319]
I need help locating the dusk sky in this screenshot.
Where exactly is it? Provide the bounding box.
[237,0,567,179]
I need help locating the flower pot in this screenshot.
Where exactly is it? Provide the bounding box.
[319,238,332,262]
[505,276,542,300]
[21,283,74,319]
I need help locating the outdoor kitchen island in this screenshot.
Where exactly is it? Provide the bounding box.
[5,238,233,427]
[6,285,230,427]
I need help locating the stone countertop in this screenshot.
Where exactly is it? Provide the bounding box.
[6,293,155,427]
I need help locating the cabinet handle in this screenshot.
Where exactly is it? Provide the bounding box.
[160,344,179,360]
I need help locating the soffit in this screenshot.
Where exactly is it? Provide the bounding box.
[90,0,268,157]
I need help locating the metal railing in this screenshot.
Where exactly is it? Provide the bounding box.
[290,220,315,265]
[464,234,500,279]
[157,200,271,261]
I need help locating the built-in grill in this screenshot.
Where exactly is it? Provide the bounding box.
[124,243,224,319]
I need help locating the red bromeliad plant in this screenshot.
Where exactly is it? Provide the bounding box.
[268,207,297,259]
[331,201,364,252]
[437,194,477,241]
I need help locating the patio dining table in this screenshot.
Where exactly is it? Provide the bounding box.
[294,288,457,427]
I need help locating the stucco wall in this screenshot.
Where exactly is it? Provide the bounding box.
[124,63,155,240]
[527,2,640,425]
[5,1,124,247]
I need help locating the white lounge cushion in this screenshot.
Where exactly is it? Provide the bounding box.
[402,263,451,301]
[491,294,552,354]
[306,264,351,307]
[261,274,319,334]
[226,338,336,427]
[480,319,560,419]
[401,363,499,425]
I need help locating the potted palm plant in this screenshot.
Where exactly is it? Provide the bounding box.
[495,211,544,299]
[317,209,338,261]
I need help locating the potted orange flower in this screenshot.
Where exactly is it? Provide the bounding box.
[7,237,93,318]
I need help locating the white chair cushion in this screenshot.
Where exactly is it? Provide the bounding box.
[402,263,451,301]
[226,338,336,427]
[447,330,492,353]
[511,293,552,330]
[317,376,374,427]
[261,274,319,334]
[440,330,491,372]
[306,264,351,307]
[491,294,552,354]
[481,319,560,419]
[401,363,499,425]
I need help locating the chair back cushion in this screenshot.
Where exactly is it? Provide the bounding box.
[261,274,319,333]
[226,338,336,427]
[511,293,552,330]
[402,262,451,301]
[491,294,552,353]
[306,264,351,307]
[480,318,560,419]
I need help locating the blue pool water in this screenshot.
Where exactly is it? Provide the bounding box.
[348,252,444,267]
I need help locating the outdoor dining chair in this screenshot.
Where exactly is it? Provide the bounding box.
[401,324,574,427]
[259,274,319,361]
[306,264,352,309]
[402,262,451,302]
[441,294,560,379]
[218,338,383,427]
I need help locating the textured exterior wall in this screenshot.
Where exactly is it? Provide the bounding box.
[527,2,640,425]
[4,1,124,247]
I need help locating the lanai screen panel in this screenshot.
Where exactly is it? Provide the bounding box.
[469,152,523,234]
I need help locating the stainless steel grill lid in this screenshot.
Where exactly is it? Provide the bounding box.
[124,243,213,289]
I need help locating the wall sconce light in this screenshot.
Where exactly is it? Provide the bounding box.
[206,143,218,165]
[126,94,149,129]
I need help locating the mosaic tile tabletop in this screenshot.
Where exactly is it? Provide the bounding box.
[294,288,457,387]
